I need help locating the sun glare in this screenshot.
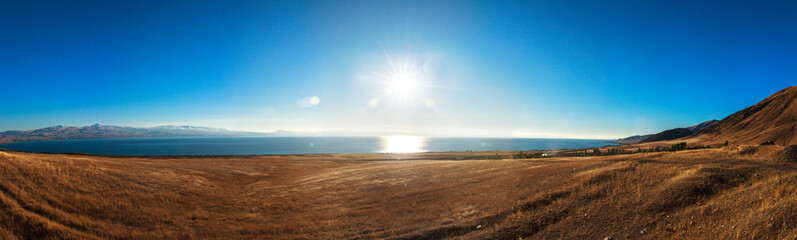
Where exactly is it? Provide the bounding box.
[389,72,417,95]
[364,53,438,109]
[381,136,426,153]
[370,52,429,103]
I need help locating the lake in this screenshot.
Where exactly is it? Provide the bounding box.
[0,136,619,156]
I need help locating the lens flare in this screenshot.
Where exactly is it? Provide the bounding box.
[297,96,321,108]
[424,98,435,108]
[368,98,380,108]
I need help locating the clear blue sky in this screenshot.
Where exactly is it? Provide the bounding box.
[1,0,796,138]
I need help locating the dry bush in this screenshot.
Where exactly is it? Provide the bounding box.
[774,145,797,163]
[738,145,759,155]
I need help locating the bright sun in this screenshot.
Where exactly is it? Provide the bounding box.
[369,52,432,106]
[389,72,416,95]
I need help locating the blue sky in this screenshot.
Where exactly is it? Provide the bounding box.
[1,0,796,138]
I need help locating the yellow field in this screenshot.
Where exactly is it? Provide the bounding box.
[2,147,797,239]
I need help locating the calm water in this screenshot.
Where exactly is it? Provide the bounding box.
[0,136,618,156]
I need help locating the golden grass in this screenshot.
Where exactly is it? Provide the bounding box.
[2,148,797,239]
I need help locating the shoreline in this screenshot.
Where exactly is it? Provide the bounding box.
[0,143,624,159]
[0,136,621,158]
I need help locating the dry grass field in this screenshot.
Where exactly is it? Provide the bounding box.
[2,146,797,239]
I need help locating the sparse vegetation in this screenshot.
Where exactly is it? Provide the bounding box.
[513,142,720,159]
[775,145,797,163]
[761,141,776,146]
[3,147,797,239]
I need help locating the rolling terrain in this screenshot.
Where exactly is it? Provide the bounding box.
[613,134,653,144]
[694,86,797,146]
[2,146,797,239]
[3,86,797,239]
[615,120,717,144]
[638,128,694,143]
[622,85,797,146]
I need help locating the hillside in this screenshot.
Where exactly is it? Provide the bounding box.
[695,86,797,145]
[639,128,694,143]
[0,124,264,143]
[614,134,653,144]
[616,120,718,144]
[686,120,719,132]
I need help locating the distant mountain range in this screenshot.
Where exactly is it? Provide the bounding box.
[0,124,276,143]
[615,120,719,144]
[9,86,797,146]
[0,124,416,144]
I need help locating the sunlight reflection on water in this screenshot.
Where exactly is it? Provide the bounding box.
[380,136,427,153]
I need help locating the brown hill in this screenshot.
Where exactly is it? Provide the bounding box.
[614,134,653,144]
[616,120,717,144]
[696,86,797,145]
[639,128,694,143]
[686,119,719,132]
